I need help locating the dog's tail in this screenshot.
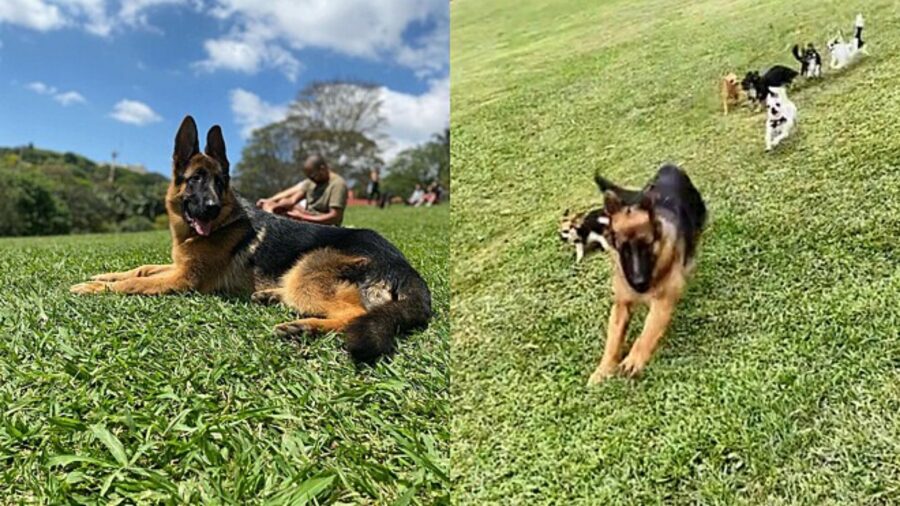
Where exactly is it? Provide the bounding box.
[792,44,804,62]
[854,13,864,49]
[594,173,643,203]
[343,273,432,365]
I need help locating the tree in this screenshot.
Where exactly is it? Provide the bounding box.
[0,170,71,236]
[284,81,386,187]
[234,121,301,200]
[382,129,450,197]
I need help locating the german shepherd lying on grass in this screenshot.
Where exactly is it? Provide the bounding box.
[71,116,431,364]
[587,164,706,384]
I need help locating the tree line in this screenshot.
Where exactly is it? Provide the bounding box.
[234,81,449,201]
[0,80,449,237]
[0,146,168,237]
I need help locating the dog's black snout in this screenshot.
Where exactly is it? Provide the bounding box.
[632,280,650,293]
[201,201,222,220]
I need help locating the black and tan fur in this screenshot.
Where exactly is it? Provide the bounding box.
[587,164,706,383]
[71,115,431,364]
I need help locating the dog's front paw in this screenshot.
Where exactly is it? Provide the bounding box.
[588,361,619,385]
[70,281,111,294]
[91,272,124,282]
[619,352,649,378]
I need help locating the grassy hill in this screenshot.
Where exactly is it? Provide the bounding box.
[0,205,449,504]
[0,146,168,236]
[451,0,900,503]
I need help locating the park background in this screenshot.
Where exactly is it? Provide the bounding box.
[0,1,449,503]
[0,0,449,237]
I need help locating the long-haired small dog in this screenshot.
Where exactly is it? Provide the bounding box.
[765,87,797,151]
[792,43,822,78]
[720,72,742,115]
[741,65,798,105]
[828,13,867,69]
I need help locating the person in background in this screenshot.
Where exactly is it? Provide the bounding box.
[367,167,381,205]
[255,155,348,226]
[407,183,425,206]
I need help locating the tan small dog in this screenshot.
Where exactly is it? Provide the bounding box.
[720,73,741,115]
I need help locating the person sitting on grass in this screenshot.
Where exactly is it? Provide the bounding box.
[407,183,425,206]
[255,155,348,226]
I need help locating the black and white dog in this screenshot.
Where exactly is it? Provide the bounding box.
[559,208,610,262]
[765,87,797,151]
[741,65,799,105]
[792,43,822,78]
[828,14,867,69]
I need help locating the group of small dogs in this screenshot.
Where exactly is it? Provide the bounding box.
[721,13,868,151]
[559,13,870,383]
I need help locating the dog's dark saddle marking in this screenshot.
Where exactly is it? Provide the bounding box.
[645,165,707,264]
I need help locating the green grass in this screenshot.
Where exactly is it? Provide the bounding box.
[451,0,900,503]
[0,205,448,504]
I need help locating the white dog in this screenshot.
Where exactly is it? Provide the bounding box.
[828,14,867,69]
[765,87,796,151]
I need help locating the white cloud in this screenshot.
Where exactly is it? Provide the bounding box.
[1,0,193,36]
[26,81,57,94]
[0,0,66,31]
[110,99,162,125]
[54,90,86,105]
[196,35,302,81]
[58,0,113,36]
[380,77,449,161]
[26,81,87,106]
[229,88,288,138]
[200,0,448,79]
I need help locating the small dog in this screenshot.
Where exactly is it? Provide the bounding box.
[765,87,797,151]
[587,164,706,383]
[741,65,798,105]
[720,72,742,115]
[559,207,610,262]
[828,14,866,69]
[792,43,822,78]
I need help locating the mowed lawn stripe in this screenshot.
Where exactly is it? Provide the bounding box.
[451,0,900,503]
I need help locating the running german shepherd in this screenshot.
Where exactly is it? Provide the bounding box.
[71,116,432,364]
[587,164,706,383]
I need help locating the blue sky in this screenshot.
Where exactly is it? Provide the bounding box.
[0,0,449,175]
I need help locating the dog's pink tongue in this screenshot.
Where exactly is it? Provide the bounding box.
[192,220,212,236]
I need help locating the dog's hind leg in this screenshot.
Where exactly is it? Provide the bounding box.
[273,248,368,338]
[619,297,676,377]
[588,300,632,384]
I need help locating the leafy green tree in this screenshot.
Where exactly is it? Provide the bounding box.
[0,170,71,236]
[234,121,299,200]
[382,129,450,198]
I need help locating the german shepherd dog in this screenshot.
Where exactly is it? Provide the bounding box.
[587,164,706,383]
[71,116,432,364]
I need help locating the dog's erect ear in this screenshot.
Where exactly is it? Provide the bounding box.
[603,190,622,215]
[173,115,199,179]
[205,125,229,177]
[639,190,657,212]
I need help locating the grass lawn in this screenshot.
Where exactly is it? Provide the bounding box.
[451,0,900,503]
[0,205,448,504]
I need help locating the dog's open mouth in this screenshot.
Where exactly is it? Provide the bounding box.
[184,212,213,236]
